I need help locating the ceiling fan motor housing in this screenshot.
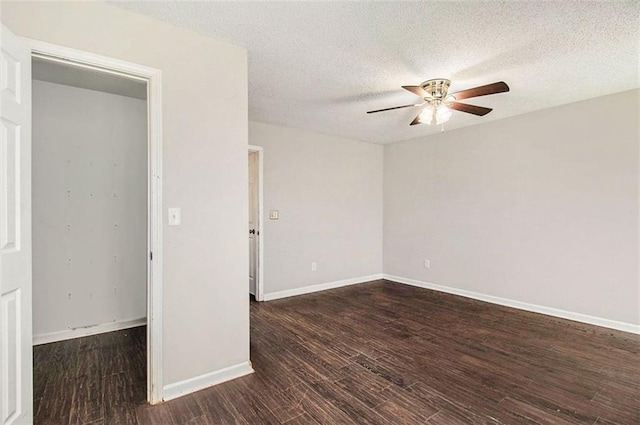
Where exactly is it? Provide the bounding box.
[420,79,451,100]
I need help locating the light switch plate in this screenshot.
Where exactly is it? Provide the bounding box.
[269,210,279,220]
[168,208,181,226]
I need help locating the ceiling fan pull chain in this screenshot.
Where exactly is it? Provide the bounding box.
[441,124,445,133]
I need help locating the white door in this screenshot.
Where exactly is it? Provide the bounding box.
[0,24,33,425]
[248,151,258,296]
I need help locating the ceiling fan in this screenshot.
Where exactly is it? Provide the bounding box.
[367,79,509,126]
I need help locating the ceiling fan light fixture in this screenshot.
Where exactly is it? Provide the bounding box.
[419,104,434,124]
[418,102,450,125]
[435,103,452,125]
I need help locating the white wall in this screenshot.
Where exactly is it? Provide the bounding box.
[384,89,639,326]
[249,122,383,296]
[1,1,250,389]
[32,80,147,340]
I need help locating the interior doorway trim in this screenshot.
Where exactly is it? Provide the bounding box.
[25,38,164,404]
[248,145,264,301]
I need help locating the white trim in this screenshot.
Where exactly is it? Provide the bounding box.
[146,53,164,407]
[25,39,164,403]
[162,362,254,401]
[33,318,146,346]
[383,274,640,335]
[28,41,151,82]
[248,145,264,301]
[264,274,384,301]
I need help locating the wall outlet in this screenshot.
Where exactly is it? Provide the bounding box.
[311,262,317,271]
[424,259,430,269]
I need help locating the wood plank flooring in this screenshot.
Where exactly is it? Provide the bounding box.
[34,280,640,424]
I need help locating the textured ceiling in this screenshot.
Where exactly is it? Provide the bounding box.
[112,1,639,144]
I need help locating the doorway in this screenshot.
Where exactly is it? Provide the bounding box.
[30,55,150,418]
[26,42,164,405]
[248,146,264,301]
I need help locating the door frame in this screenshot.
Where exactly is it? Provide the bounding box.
[25,39,165,404]
[248,146,264,301]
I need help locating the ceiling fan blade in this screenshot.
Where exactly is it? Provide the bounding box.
[451,81,509,101]
[409,111,422,126]
[402,85,427,98]
[449,101,493,116]
[367,103,420,114]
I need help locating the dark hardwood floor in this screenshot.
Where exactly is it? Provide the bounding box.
[34,280,640,424]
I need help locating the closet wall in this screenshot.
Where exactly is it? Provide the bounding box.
[32,79,148,343]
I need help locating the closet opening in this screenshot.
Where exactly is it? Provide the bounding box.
[31,55,152,412]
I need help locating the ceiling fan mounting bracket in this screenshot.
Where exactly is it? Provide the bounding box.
[420,79,451,100]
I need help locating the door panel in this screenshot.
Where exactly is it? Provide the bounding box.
[248,152,257,296]
[0,119,19,252]
[0,24,32,425]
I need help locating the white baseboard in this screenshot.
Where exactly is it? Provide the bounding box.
[263,273,384,301]
[383,274,640,335]
[163,361,254,401]
[33,317,147,346]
